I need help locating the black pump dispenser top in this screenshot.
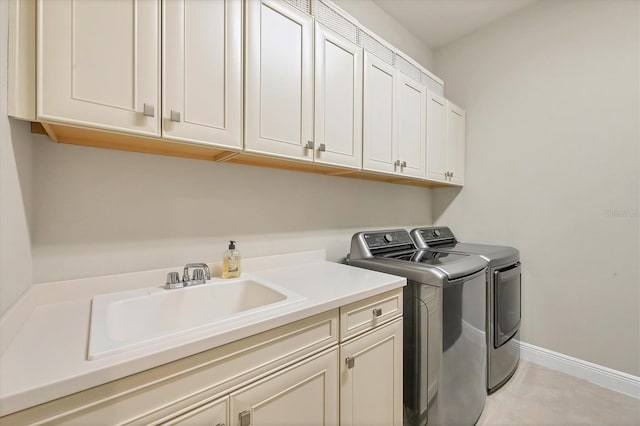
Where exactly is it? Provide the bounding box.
[229,240,236,250]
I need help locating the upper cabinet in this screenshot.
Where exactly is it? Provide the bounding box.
[363,52,426,178]
[38,0,160,136]
[447,102,466,185]
[314,23,363,170]
[426,91,448,182]
[38,0,243,149]
[245,0,314,161]
[425,92,466,186]
[15,0,464,187]
[363,52,398,174]
[396,73,426,178]
[162,0,242,149]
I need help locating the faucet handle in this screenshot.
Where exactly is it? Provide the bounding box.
[192,268,205,282]
[165,272,183,289]
[183,263,211,282]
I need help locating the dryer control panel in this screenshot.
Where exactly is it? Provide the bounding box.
[417,227,456,245]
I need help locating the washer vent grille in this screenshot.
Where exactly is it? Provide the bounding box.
[283,0,311,14]
[281,0,444,94]
[395,54,421,83]
[312,0,358,45]
[359,30,394,66]
[422,72,444,95]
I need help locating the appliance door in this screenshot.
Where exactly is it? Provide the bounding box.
[494,262,521,348]
[430,270,487,426]
[403,282,440,426]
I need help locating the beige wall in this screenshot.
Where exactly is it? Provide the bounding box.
[0,0,34,315]
[0,0,435,291]
[433,0,639,375]
[31,140,432,283]
[332,0,434,69]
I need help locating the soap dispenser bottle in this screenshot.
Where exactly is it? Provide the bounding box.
[222,240,241,279]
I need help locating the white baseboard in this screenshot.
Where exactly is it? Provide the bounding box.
[519,341,640,399]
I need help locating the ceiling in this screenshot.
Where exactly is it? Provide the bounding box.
[374,0,537,49]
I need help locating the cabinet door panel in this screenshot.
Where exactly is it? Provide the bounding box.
[447,102,466,185]
[230,348,339,426]
[363,52,397,174]
[341,319,403,426]
[426,91,448,182]
[163,0,242,148]
[164,396,228,426]
[397,74,426,178]
[38,0,159,135]
[314,23,363,169]
[245,0,314,161]
[314,23,362,169]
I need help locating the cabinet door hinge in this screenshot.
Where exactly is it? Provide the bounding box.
[239,410,251,426]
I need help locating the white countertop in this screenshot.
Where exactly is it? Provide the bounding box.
[0,250,405,416]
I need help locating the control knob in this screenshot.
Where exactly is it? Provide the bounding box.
[383,233,394,243]
[434,229,441,237]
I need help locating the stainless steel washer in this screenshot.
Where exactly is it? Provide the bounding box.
[347,229,488,425]
[411,227,521,393]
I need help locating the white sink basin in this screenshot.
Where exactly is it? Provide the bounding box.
[88,276,305,360]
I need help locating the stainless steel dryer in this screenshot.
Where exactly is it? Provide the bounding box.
[347,229,488,426]
[411,227,521,393]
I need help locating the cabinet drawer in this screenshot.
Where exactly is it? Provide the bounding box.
[340,289,403,341]
[0,310,338,426]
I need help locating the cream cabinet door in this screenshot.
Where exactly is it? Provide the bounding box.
[363,52,398,174]
[447,102,466,185]
[164,396,228,426]
[245,0,314,161]
[340,318,403,426]
[314,23,363,169]
[229,348,339,426]
[162,0,242,149]
[396,74,426,178]
[38,0,159,136]
[426,91,448,182]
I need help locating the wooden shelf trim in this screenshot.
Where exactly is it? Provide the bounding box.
[31,121,453,188]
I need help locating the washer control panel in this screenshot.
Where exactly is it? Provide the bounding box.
[364,230,414,249]
[419,227,455,243]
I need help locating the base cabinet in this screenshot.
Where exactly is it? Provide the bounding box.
[164,396,228,426]
[0,292,403,426]
[230,348,339,426]
[340,318,403,426]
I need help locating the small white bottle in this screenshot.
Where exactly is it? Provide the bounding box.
[222,240,241,279]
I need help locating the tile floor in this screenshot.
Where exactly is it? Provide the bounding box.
[477,360,640,425]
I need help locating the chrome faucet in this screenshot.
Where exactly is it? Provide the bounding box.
[165,263,211,289]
